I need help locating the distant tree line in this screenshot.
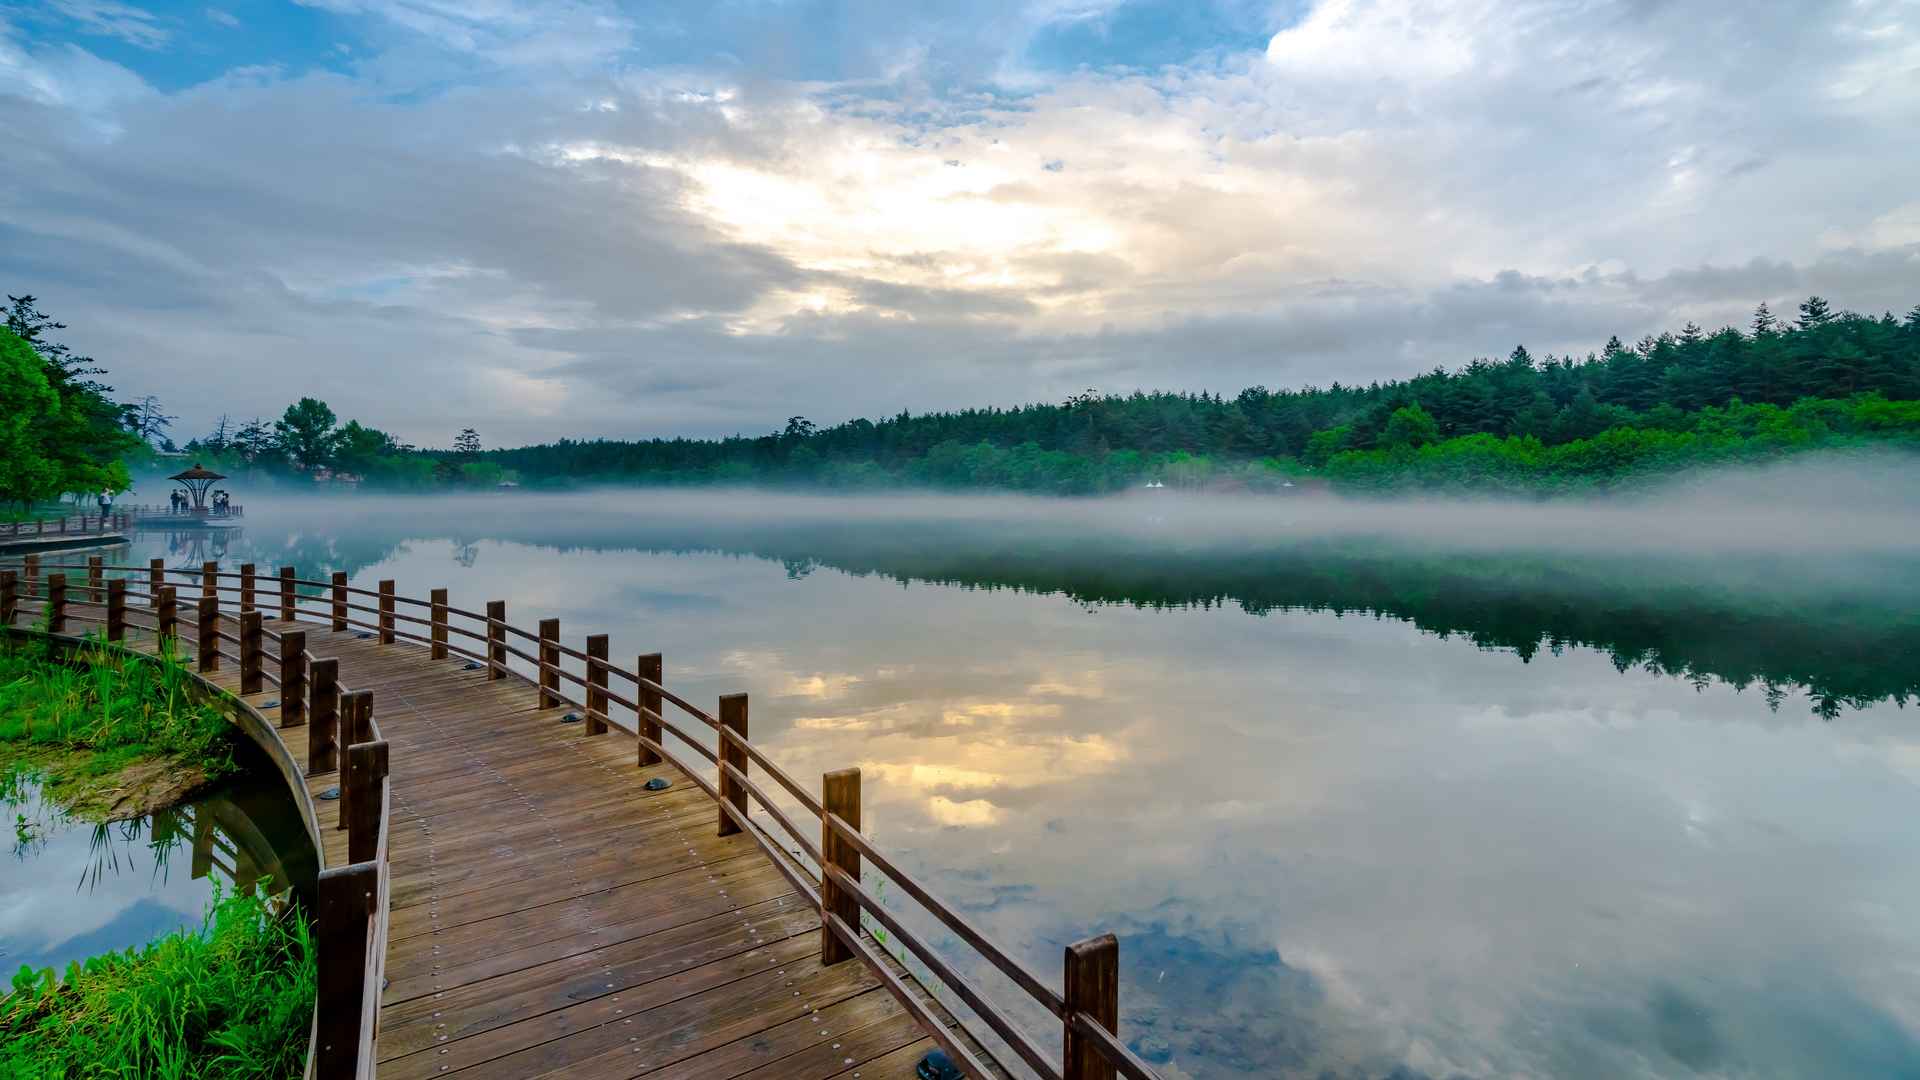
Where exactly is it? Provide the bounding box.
[162,399,508,490]
[487,296,1920,493]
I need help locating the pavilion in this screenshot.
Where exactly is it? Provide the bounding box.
[169,463,227,513]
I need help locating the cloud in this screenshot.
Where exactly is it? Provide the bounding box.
[0,0,1916,443]
[204,8,240,29]
[46,0,169,49]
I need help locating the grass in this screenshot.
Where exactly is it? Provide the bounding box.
[0,885,316,1080]
[0,635,237,785]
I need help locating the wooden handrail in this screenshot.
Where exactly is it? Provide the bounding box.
[0,556,1160,1080]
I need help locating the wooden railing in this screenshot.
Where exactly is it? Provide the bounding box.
[0,556,388,1080]
[119,503,247,520]
[0,557,1161,1080]
[0,511,131,539]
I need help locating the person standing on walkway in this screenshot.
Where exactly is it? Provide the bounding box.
[97,488,113,516]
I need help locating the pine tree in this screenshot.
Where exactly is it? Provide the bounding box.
[1797,295,1835,329]
[1752,303,1779,336]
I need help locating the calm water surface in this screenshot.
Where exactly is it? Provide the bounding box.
[0,742,317,978]
[111,485,1920,1078]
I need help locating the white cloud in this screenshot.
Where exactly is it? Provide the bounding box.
[48,0,169,49]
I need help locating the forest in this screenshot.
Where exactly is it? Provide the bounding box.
[7,293,1920,502]
[489,296,1920,493]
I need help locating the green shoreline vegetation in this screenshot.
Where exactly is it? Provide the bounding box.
[1,885,315,1080]
[0,637,236,821]
[5,291,1920,502]
[0,639,312,1078]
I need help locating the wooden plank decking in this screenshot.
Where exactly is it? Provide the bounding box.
[18,606,997,1080]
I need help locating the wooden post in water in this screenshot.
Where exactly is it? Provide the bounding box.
[309,658,340,774]
[377,580,395,645]
[46,574,66,634]
[280,631,308,727]
[240,610,264,694]
[821,768,861,965]
[23,554,38,599]
[637,653,663,766]
[717,693,748,836]
[149,558,164,604]
[486,601,506,679]
[1063,934,1120,1080]
[538,617,560,708]
[430,588,448,660]
[0,570,15,627]
[202,560,218,603]
[156,586,177,645]
[197,595,219,672]
[279,567,296,622]
[106,579,126,642]
[87,555,103,603]
[240,563,256,613]
[313,863,375,1080]
[330,572,347,632]
[346,740,388,862]
[585,634,609,735]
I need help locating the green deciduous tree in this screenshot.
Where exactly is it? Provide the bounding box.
[275,397,340,469]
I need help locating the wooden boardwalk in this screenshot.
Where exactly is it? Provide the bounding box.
[4,559,1158,1080]
[18,608,975,1080]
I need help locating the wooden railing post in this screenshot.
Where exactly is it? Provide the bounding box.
[486,601,506,680]
[0,570,15,627]
[202,560,218,603]
[149,558,164,603]
[430,588,448,660]
[314,862,375,1080]
[197,595,219,672]
[538,617,560,708]
[240,610,264,694]
[330,572,348,632]
[377,580,395,645]
[23,554,38,599]
[337,691,372,830]
[281,631,308,727]
[279,566,296,622]
[310,658,340,774]
[346,739,389,862]
[637,653,663,766]
[46,573,66,634]
[821,768,861,965]
[106,579,126,642]
[585,634,608,735]
[1064,934,1120,1080]
[156,586,177,644]
[240,563,256,613]
[87,555,103,603]
[718,693,748,836]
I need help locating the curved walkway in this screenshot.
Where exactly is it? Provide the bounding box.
[16,605,993,1080]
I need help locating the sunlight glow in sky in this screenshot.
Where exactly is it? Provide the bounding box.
[2,0,1918,444]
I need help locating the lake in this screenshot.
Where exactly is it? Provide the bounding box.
[107,476,1920,1078]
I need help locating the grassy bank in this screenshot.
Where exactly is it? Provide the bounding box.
[0,636,236,820]
[1,886,315,1080]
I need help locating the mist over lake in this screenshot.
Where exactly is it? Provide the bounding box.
[123,460,1920,1079]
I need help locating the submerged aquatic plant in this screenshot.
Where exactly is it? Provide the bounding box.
[0,884,315,1079]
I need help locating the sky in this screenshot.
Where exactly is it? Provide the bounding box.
[2,1,1918,448]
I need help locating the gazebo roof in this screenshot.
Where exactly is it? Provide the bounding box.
[169,463,227,481]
